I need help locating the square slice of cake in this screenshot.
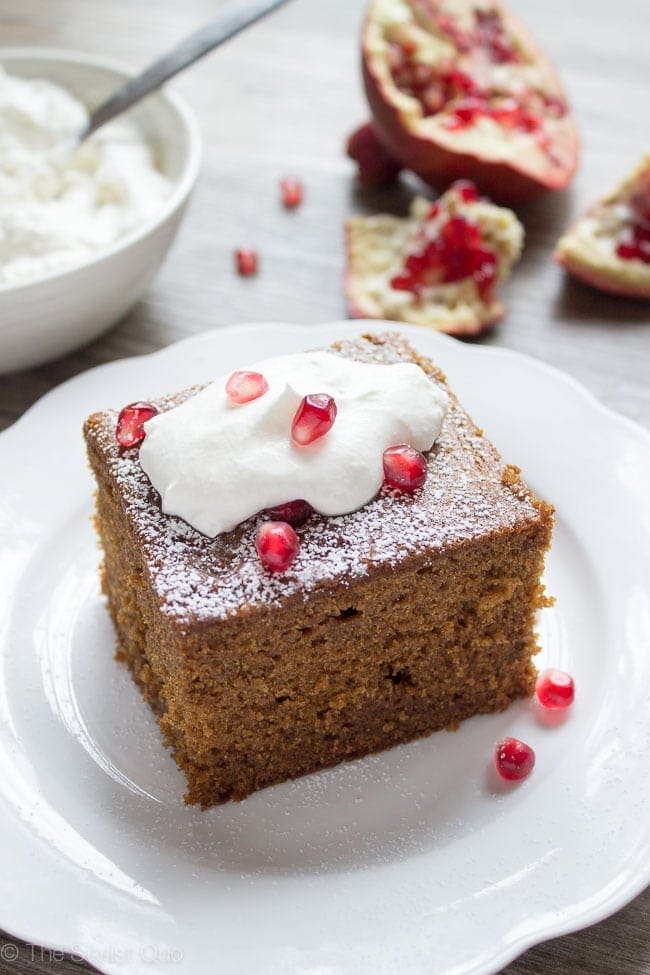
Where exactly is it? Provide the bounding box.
[84,332,553,807]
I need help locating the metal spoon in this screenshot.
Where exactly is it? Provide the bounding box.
[78,0,294,142]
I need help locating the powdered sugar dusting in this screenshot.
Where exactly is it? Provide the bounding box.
[85,333,542,631]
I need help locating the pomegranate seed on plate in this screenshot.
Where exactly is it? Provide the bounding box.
[494,737,535,781]
[291,394,337,446]
[616,221,650,264]
[235,248,258,276]
[225,370,269,404]
[255,521,300,572]
[115,402,158,449]
[536,668,575,709]
[280,176,304,209]
[264,499,313,527]
[383,444,428,491]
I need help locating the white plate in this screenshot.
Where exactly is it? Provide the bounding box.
[1,322,648,975]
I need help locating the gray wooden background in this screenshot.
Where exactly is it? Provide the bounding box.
[0,0,647,971]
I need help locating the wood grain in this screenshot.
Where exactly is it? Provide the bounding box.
[0,0,648,971]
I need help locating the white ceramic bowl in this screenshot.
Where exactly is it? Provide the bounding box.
[0,48,202,374]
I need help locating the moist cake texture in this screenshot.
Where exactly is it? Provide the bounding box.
[84,332,553,806]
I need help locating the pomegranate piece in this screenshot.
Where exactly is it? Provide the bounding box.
[494,737,535,781]
[225,370,269,405]
[264,499,313,527]
[255,521,300,573]
[235,247,258,276]
[291,394,337,446]
[554,154,650,299]
[383,444,428,492]
[115,401,158,449]
[346,122,402,187]
[345,186,523,335]
[536,668,575,709]
[280,176,304,209]
[361,0,579,203]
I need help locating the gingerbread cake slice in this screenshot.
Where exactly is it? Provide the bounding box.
[84,332,553,807]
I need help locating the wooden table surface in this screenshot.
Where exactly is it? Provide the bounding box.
[0,0,648,971]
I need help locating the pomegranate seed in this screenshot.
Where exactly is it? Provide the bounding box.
[435,14,471,51]
[544,94,567,118]
[291,394,337,446]
[451,179,479,203]
[472,248,498,298]
[536,668,575,709]
[616,220,650,264]
[115,401,158,449]
[383,444,428,492]
[445,96,486,129]
[225,370,269,404]
[421,83,445,115]
[280,176,304,209]
[474,8,520,64]
[255,521,299,572]
[401,37,418,57]
[264,499,313,527]
[616,242,637,260]
[442,69,480,95]
[494,738,535,781]
[235,248,258,276]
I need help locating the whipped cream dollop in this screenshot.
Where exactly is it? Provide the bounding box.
[0,67,171,287]
[139,351,449,537]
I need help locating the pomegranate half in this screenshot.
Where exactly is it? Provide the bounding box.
[554,155,650,299]
[345,180,523,335]
[361,0,579,203]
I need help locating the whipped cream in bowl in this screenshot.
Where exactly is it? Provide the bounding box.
[0,49,201,373]
[0,66,172,288]
[139,350,449,537]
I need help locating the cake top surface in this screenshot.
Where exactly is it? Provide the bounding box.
[84,332,546,632]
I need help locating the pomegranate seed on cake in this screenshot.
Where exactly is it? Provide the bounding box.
[291,393,337,446]
[225,370,269,404]
[383,444,428,491]
[264,499,313,527]
[255,521,300,572]
[115,402,158,449]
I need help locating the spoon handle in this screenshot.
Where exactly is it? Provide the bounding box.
[81,0,293,140]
